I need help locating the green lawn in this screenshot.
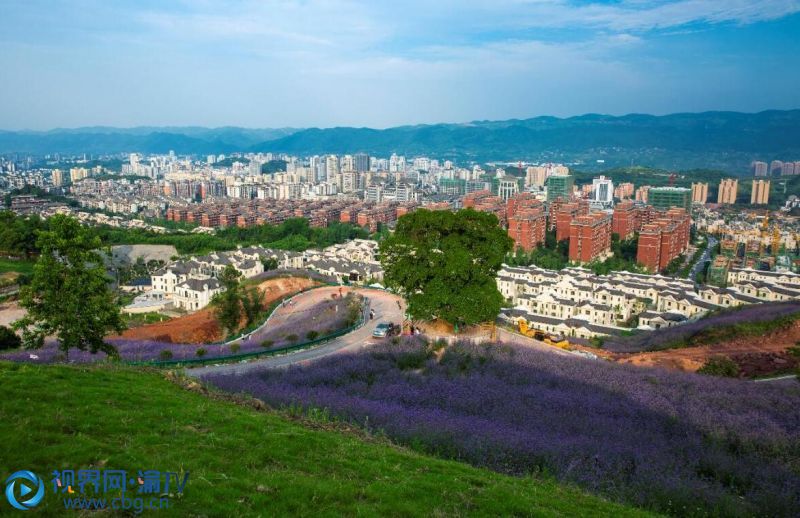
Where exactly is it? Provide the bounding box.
[0,362,651,517]
[0,257,34,275]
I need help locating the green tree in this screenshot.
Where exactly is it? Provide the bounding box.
[0,325,21,350]
[12,215,124,355]
[261,257,279,270]
[213,265,243,335]
[380,209,512,329]
[240,286,264,327]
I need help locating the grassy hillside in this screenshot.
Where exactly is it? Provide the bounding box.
[0,362,648,516]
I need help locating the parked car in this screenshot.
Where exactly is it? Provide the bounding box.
[372,322,398,338]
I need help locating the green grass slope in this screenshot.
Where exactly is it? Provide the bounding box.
[0,362,650,517]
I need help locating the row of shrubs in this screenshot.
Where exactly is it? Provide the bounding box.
[156,329,328,361]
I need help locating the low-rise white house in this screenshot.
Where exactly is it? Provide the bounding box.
[498,263,800,338]
[173,278,223,311]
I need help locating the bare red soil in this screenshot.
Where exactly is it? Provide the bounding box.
[116,277,317,344]
[613,319,800,375]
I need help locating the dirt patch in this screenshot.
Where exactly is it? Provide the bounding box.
[613,319,800,376]
[115,277,318,344]
[415,319,496,340]
[0,300,26,328]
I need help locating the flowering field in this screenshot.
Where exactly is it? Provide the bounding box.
[0,294,362,364]
[204,338,800,516]
[604,301,800,352]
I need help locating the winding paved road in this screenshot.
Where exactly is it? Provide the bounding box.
[188,287,405,377]
[690,235,717,281]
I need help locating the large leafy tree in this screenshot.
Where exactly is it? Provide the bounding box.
[13,215,124,355]
[380,208,513,328]
[214,265,243,335]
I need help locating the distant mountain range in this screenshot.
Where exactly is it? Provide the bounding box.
[2,110,799,172]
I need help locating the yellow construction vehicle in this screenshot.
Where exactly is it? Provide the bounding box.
[517,319,571,349]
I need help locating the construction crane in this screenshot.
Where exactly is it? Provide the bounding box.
[668,173,677,186]
[759,212,770,255]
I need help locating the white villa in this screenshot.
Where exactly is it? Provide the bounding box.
[498,264,800,338]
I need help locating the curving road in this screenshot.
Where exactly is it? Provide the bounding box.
[188,287,405,378]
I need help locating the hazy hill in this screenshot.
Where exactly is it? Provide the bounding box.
[2,110,799,172]
[254,110,800,172]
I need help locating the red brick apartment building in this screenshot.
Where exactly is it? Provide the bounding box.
[508,206,547,251]
[463,190,507,227]
[568,212,612,263]
[167,199,419,232]
[611,201,657,239]
[506,192,540,219]
[555,201,589,241]
[636,208,691,272]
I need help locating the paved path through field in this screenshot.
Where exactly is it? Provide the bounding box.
[188,287,405,377]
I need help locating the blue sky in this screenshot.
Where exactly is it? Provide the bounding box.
[1,0,799,129]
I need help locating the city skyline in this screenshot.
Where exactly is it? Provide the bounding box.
[1,1,799,130]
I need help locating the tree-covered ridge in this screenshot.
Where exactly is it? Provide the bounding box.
[2,110,800,171]
[0,211,369,257]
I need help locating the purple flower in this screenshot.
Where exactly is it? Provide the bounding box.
[203,338,800,516]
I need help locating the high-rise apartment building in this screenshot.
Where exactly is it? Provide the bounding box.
[354,153,370,173]
[752,161,768,177]
[69,167,89,183]
[636,208,691,272]
[389,153,405,172]
[555,201,589,241]
[525,166,547,187]
[569,212,612,263]
[751,179,770,205]
[463,190,508,227]
[717,179,738,204]
[648,187,691,212]
[782,162,796,176]
[691,182,708,204]
[340,155,355,172]
[508,200,546,252]
[325,155,339,181]
[51,169,63,187]
[546,174,574,202]
[612,201,655,239]
[635,185,650,203]
[591,176,614,208]
[614,182,634,200]
[769,160,784,176]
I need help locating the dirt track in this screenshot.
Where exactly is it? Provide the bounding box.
[116,277,317,344]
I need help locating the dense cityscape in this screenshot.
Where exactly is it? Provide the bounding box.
[2,1,800,517]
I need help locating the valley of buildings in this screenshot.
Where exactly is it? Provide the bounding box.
[1,151,799,340]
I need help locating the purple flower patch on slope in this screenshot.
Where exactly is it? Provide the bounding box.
[204,338,800,516]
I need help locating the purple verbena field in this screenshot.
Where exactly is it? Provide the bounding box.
[0,294,360,363]
[604,301,800,352]
[204,338,800,516]
[245,292,361,347]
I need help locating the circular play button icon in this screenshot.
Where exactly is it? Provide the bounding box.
[5,471,45,511]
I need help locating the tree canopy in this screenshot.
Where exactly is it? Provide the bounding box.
[380,209,512,328]
[13,215,124,355]
[212,265,264,337]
